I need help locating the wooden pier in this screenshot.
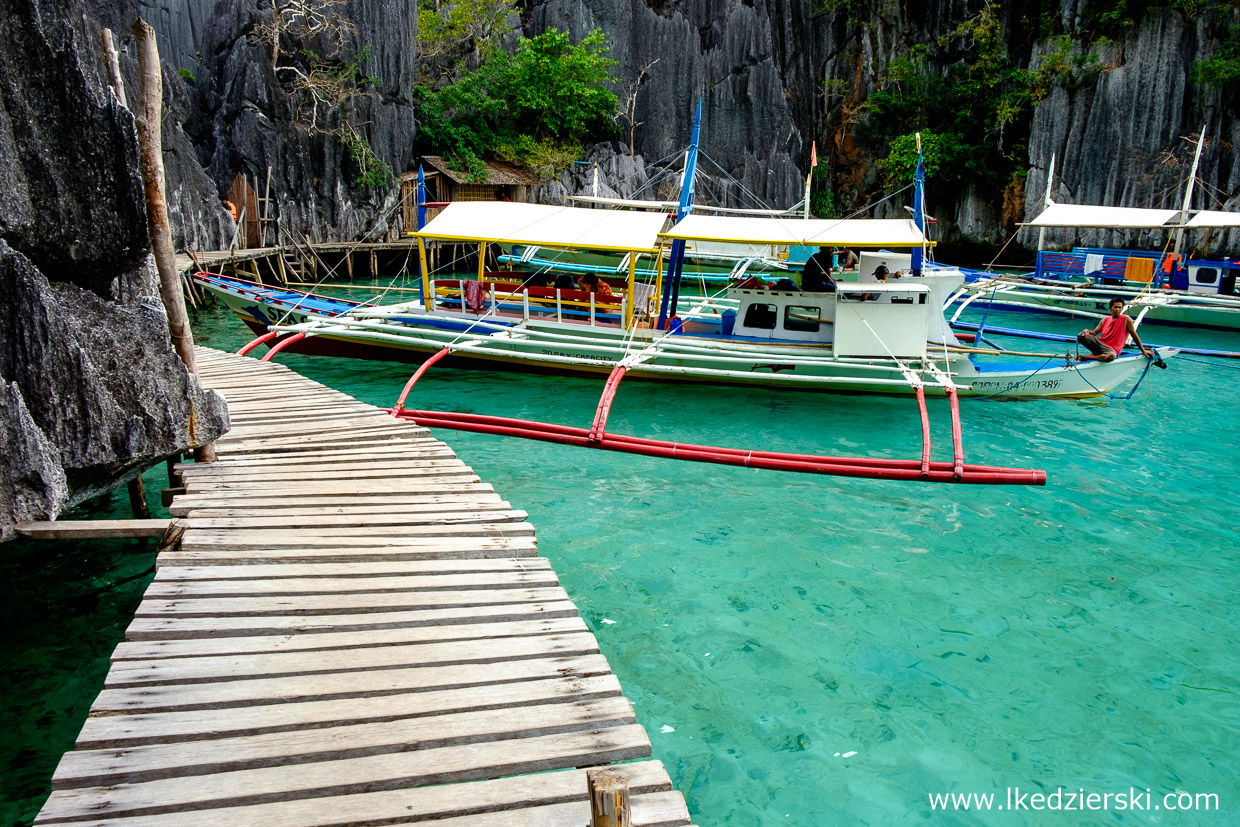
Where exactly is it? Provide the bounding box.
[35,348,692,825]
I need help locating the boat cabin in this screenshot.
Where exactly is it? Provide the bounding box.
[1185,259,1240,296]
[727,283,931,358]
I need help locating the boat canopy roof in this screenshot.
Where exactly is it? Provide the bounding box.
[1184,209,1240,228]
[1022,203,1180,228]
[414,202,666,252]
[661,215,927,247]
[568,195,796,217]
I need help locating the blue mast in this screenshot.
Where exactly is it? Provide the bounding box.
[416,164,428,230]
[657,99,702,329]
[910,134,926,274]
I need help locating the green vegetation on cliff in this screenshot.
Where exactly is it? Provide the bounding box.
[414,27,619,180]
[413,0,619,180]
[868,2,1096,193]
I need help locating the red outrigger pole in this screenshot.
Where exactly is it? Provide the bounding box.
[381,348,1046,486]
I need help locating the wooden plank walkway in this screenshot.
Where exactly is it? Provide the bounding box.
[35,347,692,826]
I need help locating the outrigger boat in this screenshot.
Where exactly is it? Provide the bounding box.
[947,132,1240,331]
[196,115,1171,485]
[197,201,1169,401]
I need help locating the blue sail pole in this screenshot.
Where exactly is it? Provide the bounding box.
[911,133,926,275]
[416,164,428,230]
[658,99,702,329]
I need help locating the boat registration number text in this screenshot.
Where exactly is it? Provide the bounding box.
[970,378,1063,391]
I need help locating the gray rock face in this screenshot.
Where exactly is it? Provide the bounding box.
[0,0,150,294]
[0,0,231,540]
[1024,9,1240,253]
[101,0,1237,256]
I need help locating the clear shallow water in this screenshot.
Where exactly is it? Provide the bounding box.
[4,292,1238,824]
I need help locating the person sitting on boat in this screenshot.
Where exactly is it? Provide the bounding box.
[577,273,616,300]
[858,265,890,301]
[801,246,838,292]
[1076,297,1155,362]
[735,274,768,289]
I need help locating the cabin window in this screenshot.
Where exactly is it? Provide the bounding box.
[1195,267,1218,284]
[743,303,778,329]
[784,305,821,332]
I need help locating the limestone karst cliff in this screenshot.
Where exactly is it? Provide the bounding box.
[0,0,230,540]
[101,1,1238,256]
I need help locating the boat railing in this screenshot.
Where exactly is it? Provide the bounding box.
[428,279,634,328]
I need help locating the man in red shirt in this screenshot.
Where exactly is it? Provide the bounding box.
[1076,297,1155,362]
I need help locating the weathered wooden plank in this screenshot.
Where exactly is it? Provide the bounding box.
[208,431,427,451]
[55,696,636,789]
[44,760,672,827]
[183,510,528,532]
[183,500,510,519]
[104,631,599,688]
[180,523,536,547]
[154,539,540,565]
[113,615,584,661]
[91,652,614,713]
[182,465,475,487]
[77,672,623,749]
[123,599,579,640]
[15,519,172,539]
[396,792,691,827]
[133,585,568,619]
[201,437,431,455]
[176,480,489,497]
[169,487,498,514]
[142,569,558,599]
[151,557,550,581]
[180,460,469,480]
[215,419,409,441]
[35,734,657,823]
[212,421,412,442]
[174,447,457,471]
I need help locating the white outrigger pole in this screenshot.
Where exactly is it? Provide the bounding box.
[1037,152,1055,253]
[1173,125,1207,259]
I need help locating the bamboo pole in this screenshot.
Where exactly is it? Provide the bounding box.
[133,18,195,374]
[133,18,215,463]
[100,29,127,107]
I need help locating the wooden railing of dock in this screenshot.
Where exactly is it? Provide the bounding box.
[34,347,693,826]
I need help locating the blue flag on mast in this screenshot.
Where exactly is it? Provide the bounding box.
[911,142,926,274]
[657,99,702,329]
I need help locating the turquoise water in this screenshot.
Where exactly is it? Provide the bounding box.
[0,470,168,825]
[4,291,1238,824]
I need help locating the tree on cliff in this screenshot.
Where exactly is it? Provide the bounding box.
[252,0,393,188]
[869,2,1096,200]
[414,27,620,180]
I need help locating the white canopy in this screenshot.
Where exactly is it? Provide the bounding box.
[662,215,927,247]
[1184,210,1240,228]
[568,195,795,217]
[1022,203,1180,229]
[414,202,666,252]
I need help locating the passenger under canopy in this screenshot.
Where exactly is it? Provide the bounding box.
[413,201,666,253]
[661,215,929,248]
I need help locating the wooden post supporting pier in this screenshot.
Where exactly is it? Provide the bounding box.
[126,477,151,519]
[589,768,633,827]
[133,18,215,464]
